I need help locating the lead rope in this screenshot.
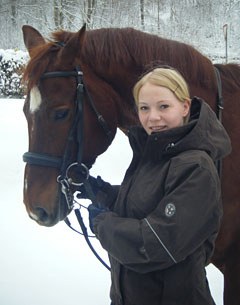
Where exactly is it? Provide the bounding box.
[63,165,111,271]
[64,168,111,271]
[65,207,111,271]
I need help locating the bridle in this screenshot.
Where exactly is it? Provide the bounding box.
[23,66,112,270]
[214,66,224,177]
[23,66,112,208]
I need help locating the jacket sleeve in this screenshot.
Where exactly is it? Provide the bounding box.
[93,155,222,273]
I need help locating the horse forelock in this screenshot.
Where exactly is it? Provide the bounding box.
[51,30,74,44]
[23,43,57,91]
[23,30,75,92]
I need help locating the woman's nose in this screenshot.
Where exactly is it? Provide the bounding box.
[149,109,160,121]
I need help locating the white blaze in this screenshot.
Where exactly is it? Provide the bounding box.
[30,86,42,113]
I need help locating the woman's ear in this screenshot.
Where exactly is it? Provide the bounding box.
[183,99,191,117]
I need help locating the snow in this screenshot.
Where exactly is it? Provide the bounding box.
[0,98,224,305]
[0,49,28,62]
[0,49,28,97]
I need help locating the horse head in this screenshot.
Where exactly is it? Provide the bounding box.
[22,25,118,226]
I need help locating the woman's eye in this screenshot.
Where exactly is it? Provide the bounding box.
[139,106,148,111]
[159,104,169,109]
[54,109,69,120]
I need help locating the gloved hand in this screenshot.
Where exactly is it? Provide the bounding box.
[77,175,119,209]
[77,175,110,199]
[88,204,108,234]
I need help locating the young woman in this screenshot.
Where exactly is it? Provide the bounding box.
[81,67,231,305]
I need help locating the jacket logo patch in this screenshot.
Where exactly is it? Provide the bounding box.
[165,203,176,217]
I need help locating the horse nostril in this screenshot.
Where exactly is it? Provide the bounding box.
[34,207,49,223]
[29,206,58,227]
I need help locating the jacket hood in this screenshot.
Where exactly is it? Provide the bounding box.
[129,97,231,162]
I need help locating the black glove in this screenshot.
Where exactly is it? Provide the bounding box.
[88,204,108,233]
[77,175,119,209]
[77,175,109,199]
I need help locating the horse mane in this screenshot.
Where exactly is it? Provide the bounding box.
[83,27,215,89]
[23,27,216,91]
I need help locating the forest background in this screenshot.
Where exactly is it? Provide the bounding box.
[0,0,240,63]
[0,2,238,304]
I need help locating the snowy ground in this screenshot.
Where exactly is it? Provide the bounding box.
[0,98,224,305]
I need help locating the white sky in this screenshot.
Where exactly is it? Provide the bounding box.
[0,99,223,305]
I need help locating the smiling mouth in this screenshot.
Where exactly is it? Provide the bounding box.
[150,126,167,132]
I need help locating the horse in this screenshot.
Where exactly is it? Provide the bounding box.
[21,24,240,305]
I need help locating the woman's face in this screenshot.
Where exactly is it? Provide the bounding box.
[137,82,190,135]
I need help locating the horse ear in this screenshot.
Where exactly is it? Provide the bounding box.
[59,24,87,66]
[22,25,45,57]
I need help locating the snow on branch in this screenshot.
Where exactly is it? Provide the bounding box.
[0,49,28,98]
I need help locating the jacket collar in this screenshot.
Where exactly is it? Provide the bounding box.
[129,120,196,162]
[128,97,231,163]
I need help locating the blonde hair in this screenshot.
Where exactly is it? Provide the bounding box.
[133,67,190,105]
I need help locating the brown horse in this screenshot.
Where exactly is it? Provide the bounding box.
[22,25,240,305]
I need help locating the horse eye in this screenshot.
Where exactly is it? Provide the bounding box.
[54,109,69,121]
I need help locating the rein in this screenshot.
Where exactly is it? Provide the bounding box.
[214,66,224,177]
[214,66,224,122]
[23,66,111,271]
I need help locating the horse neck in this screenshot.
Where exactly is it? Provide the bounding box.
[81,28,217,129]
[82,60,140,130]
